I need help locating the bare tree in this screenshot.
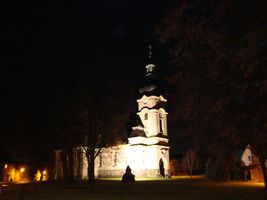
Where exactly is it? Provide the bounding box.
[182,149,199,178]
[76,53,129,190]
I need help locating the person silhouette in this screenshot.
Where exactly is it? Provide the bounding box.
[121,165,135,183]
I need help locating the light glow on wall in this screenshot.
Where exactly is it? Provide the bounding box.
[126,145,156,172]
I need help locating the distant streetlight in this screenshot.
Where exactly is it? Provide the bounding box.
[20,167,25,173]
[20,167,25,181]
[4,164,8,169]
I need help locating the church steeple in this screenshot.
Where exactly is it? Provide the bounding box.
[132,46,168,138]
[128,46,170,177]
[149,44,152,59]
[139,45,161,95]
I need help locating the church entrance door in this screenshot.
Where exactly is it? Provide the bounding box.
[159,158,165,177]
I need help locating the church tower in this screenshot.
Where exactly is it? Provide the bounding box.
[128,46,170,177]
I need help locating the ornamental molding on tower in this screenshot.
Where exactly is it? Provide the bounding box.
[145,64,156,76]
[137,95,167,103]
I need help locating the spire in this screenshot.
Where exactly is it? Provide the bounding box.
[145,44,155,76]
[148,44,152,60]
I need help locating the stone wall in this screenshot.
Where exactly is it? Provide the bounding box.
[97,169,125,178]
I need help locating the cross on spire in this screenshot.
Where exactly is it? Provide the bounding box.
[148,44,152,60]
[145,45,155,76]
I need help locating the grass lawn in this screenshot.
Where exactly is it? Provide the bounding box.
[0,177,266,200]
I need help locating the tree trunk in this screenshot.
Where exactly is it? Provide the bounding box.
[66,148,74,182]
[87,151,95,191]
[0,162,3,181]
[62,150,68,181]
[259,157,267,190]
[189,150,192,179]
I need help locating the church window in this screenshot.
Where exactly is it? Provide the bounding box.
[159,113,163,133]
[144,113,148,120]
[113,152,118,167]
[99,154,102,167]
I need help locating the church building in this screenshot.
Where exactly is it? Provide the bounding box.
[54,49,170,179]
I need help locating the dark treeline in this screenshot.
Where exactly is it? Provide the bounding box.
[156,0,267,188]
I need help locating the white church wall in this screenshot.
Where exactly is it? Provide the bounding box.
[95,145,128,177]
[74,143,171,178]
[127,145,159,177]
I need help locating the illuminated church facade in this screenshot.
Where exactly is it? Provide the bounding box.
[55,52,170,179]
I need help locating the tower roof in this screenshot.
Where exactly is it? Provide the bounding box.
[138,45,163,96]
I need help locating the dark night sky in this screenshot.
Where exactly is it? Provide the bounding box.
[1,1,179,162]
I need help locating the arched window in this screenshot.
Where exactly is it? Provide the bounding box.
[159,113,163,133]
[144,113,148,120]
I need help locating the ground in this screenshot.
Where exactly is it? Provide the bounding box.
[0,176,266,200]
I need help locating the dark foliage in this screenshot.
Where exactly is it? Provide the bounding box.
[156,0,267,186]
